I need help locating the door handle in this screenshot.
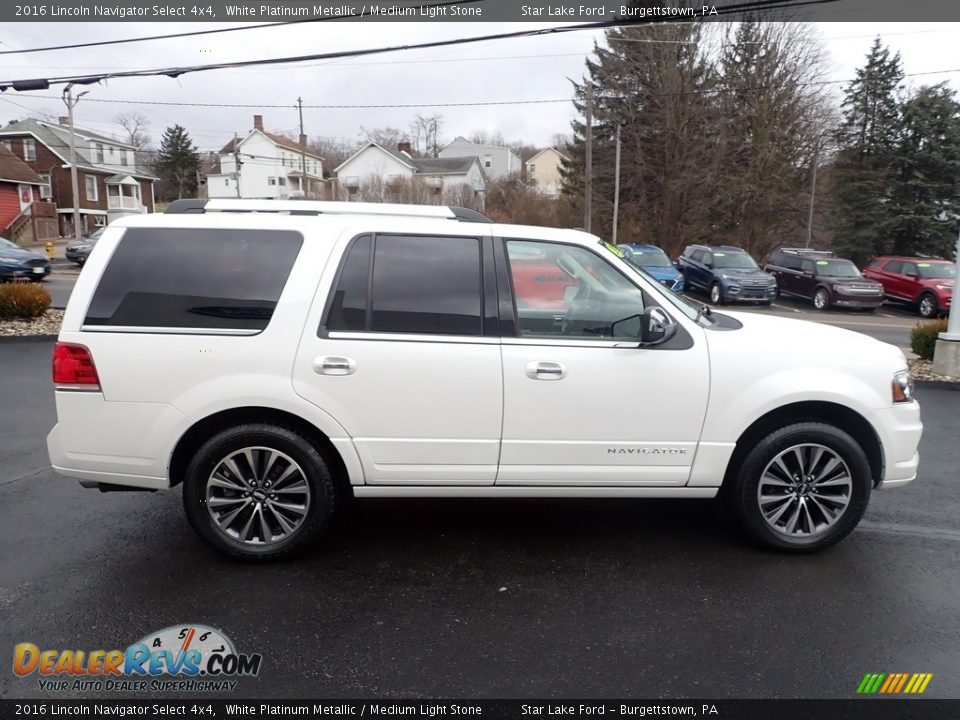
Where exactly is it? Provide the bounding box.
[313,356,356,376]
[525,361,567,381]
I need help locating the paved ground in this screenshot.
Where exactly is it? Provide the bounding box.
[1,340,957,700]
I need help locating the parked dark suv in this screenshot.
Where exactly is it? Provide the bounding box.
[862,256,954,318]
[676,244,776,305]
[764,248,884,311]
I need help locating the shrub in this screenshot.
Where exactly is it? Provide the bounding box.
[0,282,52,320]
[910,319,948,360]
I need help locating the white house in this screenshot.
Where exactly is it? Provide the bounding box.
[438,136,521,181]
[207,115,324,200]
[334,142,485,206]
[526,147,569,198]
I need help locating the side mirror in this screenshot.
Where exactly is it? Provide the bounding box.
[639,306,678,346]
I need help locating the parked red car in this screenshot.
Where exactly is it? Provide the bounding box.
[862,256,954,318]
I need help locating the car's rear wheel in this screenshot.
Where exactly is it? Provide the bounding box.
[725,422,871,552]
[813,287,830,311]
[709,282,724,305]
[918,292,938,319]
[183,423,339,561]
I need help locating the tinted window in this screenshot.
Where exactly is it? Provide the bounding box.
[371,235,482,335]
[326,236,371,332]
[866,259,881,270]
[801,259,815,273]
[885,260,903,274]
[85,228,302,331]
[781,255,803,271]
[768,251,784,267]
[507,240,646,340]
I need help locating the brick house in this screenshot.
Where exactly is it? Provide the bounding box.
[0,118,157,237]
[0,144,57,245]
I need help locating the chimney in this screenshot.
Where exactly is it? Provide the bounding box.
[253,115,264,131]
[59,116,70,125]
[398,141,412,155]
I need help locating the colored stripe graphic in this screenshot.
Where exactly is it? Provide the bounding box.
[856,672,932,694]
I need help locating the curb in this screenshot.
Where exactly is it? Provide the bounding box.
[915,379,960,391]
[0,334,57,343]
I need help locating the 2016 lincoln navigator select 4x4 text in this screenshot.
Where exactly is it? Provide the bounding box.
[48,200,923,561]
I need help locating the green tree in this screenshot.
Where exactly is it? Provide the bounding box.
[560,22,719,252]
[155,125,199,200]
[888,84,960,257]
[830,38,905,264]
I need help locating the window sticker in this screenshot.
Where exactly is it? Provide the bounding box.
[602,241,626,258]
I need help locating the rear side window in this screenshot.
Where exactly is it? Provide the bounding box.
[324,233,482,336]
[782,255,803,271]
[885,260,903,274]
[84,228,303,332]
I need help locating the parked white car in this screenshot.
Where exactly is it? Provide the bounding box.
[47,200,923,560]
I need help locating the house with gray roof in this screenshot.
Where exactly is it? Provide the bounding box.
[333,141,485,207]
[0,118,157,236]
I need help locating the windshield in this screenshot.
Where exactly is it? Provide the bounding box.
[712,252,758,270]
[815,259,861,278]
[916,262,955,280]
[625,248,672,268]
[599,241,701,322]
[0,237,20,250]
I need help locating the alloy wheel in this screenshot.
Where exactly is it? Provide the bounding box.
[814,289,829,310]
[205,446,311,545]
[756,443,853,539]
[710,284,721,304]
[919,294,936,318]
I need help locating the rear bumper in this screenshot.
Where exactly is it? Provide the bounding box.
[0,265,50,279]
[47,423,169,490]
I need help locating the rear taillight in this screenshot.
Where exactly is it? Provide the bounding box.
[52,342,100,388]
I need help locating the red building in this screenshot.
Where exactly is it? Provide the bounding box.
[0,144,57,245]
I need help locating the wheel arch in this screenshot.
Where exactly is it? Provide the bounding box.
[168,406,352,493]
[722,401,884,489]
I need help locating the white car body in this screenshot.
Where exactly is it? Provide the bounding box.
[46,201,922,554]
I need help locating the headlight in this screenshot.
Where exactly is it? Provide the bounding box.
[936,284,951,291]
[836,286,851,294]
[892,369,914,403]
[0,256,19,263]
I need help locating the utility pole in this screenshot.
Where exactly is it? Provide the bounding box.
[233,132,241,198]
[62,85,87,240]
[297,97,308,198]
[805,142,820,249]
[584,83,593,234]
[612,123,622,246]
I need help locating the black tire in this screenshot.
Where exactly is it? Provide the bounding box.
[917,292,938,319]
[725,422,872,553]
[709,282,724,305]
[813,287,831,311]
[182,423,339,562]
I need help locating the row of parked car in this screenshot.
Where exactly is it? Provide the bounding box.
[617,243,955,318]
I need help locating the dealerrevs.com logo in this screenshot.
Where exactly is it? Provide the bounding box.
[13,624,262,692]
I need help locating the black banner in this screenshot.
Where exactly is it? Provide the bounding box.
[3,0,960,23]
[2,700,960,720]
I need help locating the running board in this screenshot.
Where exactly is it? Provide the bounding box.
[352,487,718,499]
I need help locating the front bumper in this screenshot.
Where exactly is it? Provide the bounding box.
[725,284,777,302]
[0,264,50,279]
[872,400,923,488]
[833,295,884,309]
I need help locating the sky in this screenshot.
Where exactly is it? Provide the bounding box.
[0,21,958,157]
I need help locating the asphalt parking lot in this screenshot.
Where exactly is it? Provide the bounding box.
[1,338,958,700]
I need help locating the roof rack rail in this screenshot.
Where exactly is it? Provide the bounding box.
[780,247,834,256]
[165,198,492,223]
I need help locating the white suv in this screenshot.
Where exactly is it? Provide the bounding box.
[47,200,923,560]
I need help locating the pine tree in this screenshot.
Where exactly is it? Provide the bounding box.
[559,22,718,253]
[830,38,904,265]
[888,84,960,257]
[156,125,200,201]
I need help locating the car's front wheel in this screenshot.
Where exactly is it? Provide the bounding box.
[182,423,339,561]
[917,292,938,319]
[725,422,872,552]
[813,287,830,311]
[709,282,724,305]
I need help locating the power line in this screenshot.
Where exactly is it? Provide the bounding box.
[0,0,842,91]
[0,7,472,56]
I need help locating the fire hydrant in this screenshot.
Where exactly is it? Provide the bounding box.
[45,241,54,260]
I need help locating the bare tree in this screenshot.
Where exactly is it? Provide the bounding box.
[115,112,151,168]
[409,114,444,157]
[359,126,407,151]
[308,136,359,174]
[468,129,506,146]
